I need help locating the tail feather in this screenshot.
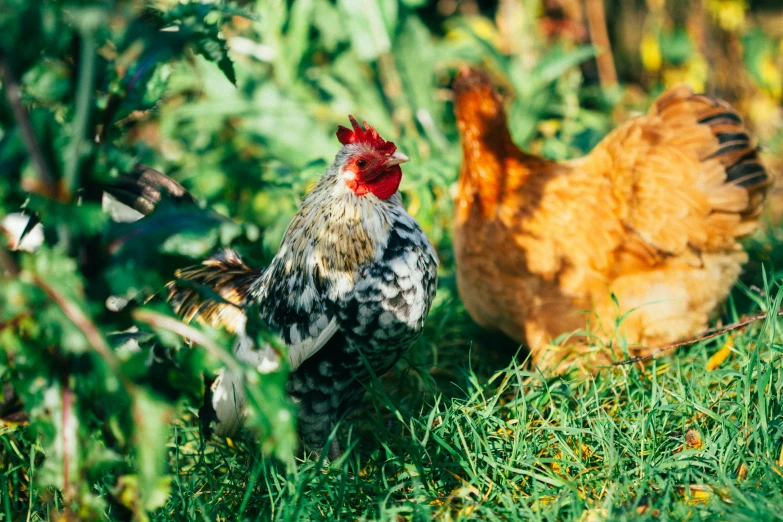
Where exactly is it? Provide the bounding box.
[594,83,774,255]
[103,165,268,438]
[104,165,264,333]
[695,103,768,195]
[653,86,772,218]
[167,249,264,334]
[168,249,268,439]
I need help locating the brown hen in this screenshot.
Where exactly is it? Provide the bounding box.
[453,67,772,371]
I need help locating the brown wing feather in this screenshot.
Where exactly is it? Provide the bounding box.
[584,83,772,257]
[167,249,264,333]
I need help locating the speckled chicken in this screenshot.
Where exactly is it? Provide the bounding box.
[141,117,439,456]
[453,67,771,372]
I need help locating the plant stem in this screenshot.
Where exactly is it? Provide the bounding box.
[63,29,98,199]
[585,0,617,87]
[0,54,58,198]
[131,308,242,373]
[31,273,120,371]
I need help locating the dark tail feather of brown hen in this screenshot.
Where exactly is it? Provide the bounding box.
[692,95,771,216]
[696,101,771,215]
[654,88,772,211]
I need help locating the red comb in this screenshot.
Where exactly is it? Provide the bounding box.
[336,116,397,155]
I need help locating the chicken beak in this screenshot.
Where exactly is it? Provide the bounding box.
[383,151,409,168]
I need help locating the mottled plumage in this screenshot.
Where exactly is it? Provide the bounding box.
[163,120,438,454]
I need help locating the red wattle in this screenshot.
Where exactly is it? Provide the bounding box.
[366,166,402,200]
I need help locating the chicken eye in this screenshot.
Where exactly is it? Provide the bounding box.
[357,159,367,168]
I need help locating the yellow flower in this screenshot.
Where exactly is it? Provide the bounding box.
[538,119,560,138]
[663,54,707,92]
[471,17,500,43]
[640,35,662,72]
[707,0,747,32]
[747,94,783,139]
[760,56,783,101]
[446,16,502,49]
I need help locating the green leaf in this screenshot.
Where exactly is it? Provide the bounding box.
[132,391,173,512]
[659,28,693,66]
[531,45,596,89]
[337,0,392,61]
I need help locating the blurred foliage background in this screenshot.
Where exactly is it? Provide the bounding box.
[1,0,782,520]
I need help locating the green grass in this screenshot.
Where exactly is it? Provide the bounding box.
[8,277,783,521]
[150,293,783,521]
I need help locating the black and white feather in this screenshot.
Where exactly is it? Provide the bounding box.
[161,144,439,454]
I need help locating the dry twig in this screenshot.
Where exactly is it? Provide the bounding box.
[613,311,780,366]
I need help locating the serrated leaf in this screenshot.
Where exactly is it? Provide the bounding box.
[215,55,237,87]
